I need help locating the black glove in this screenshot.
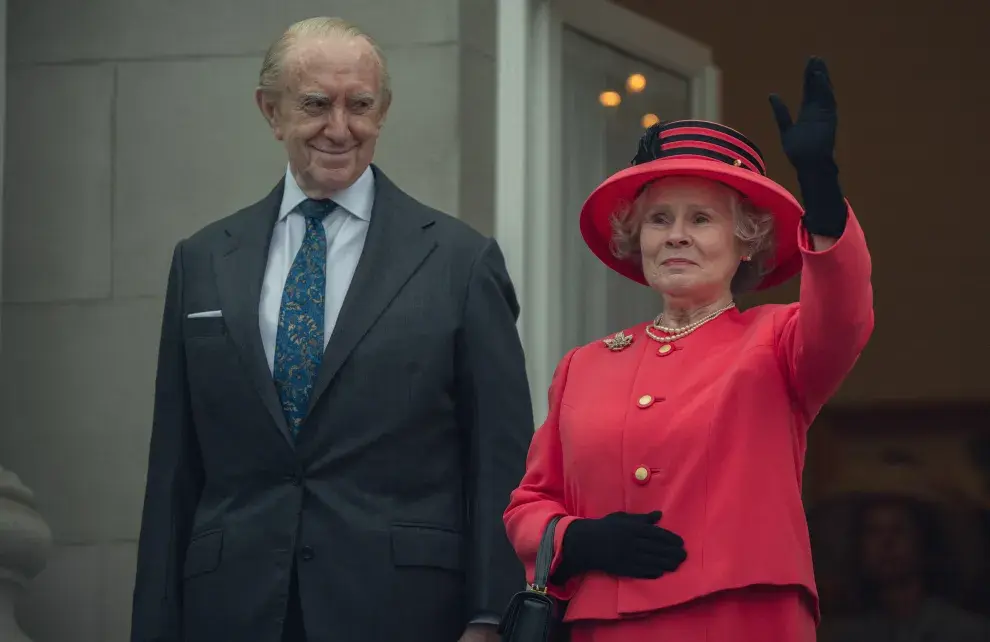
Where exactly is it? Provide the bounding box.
[769,56,847,238]
[551,511,687,582]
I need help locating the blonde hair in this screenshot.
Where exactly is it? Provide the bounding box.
[258,17,392,110]
[610,180,776,294]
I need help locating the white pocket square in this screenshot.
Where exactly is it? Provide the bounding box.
[187,310,223,319]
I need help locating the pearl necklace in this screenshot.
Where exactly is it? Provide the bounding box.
[644,302,736,345]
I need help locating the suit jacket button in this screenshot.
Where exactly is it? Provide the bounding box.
[300,546,315,561]
[637,394,654,408]
[634,466,650,484]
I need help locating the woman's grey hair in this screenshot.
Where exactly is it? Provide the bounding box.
[610,180,776,295]
[257,17,392,110]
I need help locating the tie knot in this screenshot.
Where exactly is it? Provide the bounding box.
[298,198,336,220]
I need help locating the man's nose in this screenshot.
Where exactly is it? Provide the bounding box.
[323,108,349,139]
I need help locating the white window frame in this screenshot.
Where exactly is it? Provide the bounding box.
[495,0,721,423]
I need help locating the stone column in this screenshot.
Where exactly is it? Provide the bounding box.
[0,467,51,642]
[0,2,52,640]
[0,0,4,344]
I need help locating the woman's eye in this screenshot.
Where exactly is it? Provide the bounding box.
[693,213,711,224]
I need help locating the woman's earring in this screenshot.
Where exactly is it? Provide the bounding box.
[741,255,751,262]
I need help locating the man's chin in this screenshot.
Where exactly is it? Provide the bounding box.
[315,163,351,178]
[310,154,351,172]
[300,163,362,194]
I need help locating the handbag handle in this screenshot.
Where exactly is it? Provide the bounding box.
[530,515,564,593]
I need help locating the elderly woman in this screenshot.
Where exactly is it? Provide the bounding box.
[503,57,874,641]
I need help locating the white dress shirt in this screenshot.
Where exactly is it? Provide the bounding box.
[258,164,374,373]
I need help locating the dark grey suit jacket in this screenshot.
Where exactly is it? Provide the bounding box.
[130,166,533,642]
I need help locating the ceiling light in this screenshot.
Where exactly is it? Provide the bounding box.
[626,73,647,93]
[599,91,622,107]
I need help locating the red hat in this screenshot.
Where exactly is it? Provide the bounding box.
[579,119,804,290]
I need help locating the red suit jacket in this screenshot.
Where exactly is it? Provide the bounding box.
[504,210,874,624]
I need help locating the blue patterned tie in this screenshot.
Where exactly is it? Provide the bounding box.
[274,198,336,435]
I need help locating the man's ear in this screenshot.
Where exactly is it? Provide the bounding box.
[375,87,392,128]
[255,88,284,141]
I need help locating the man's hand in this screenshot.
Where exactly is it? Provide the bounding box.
[458,623,499,642]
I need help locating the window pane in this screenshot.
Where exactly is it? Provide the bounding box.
[559,27,691,350]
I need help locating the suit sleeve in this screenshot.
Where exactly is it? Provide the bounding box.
[455,238,535,621]
[131,242,204,642]
[775,205,875,419]
[503,347,582,600]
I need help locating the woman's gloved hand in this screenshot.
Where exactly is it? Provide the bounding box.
[769,56,847,238]
[551,511,687,582]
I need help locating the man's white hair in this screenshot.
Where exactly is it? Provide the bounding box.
[257,16,392,110]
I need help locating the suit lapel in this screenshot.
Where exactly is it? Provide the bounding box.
[214,180,295,446]
[306,167,438,414]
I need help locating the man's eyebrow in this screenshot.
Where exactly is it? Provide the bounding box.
[298,92,329,104]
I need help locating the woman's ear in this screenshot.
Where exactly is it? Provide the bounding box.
[733,236,751,263]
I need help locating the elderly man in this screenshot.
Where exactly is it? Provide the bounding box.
[130,17,532,642]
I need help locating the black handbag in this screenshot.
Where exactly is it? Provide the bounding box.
[498,515,570,642]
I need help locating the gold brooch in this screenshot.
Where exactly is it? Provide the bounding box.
[603,330,634,352]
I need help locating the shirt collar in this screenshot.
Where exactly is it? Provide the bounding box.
[277,164,375,223]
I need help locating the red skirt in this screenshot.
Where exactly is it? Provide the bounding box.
[568,585,816,642]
